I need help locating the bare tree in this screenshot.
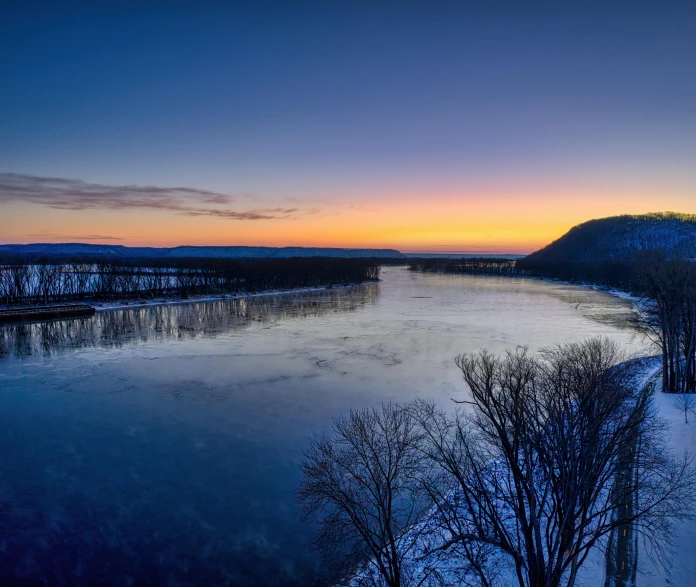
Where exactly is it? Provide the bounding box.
[297,404,431,587]
[0,255,379,307]
[635,252,696,394]
[412,338,694,587]
[673,394,696,424]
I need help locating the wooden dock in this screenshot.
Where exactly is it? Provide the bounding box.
[0,304,96,323]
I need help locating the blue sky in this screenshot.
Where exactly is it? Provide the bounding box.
[1,1,695,251]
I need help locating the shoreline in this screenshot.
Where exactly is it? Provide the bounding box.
[0,280,380,318]
[408,267,643,308]
[348,356,664,587]
[0,268,643,322]
[94,280,379,312]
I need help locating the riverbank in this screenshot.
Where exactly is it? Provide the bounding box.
[636,381,696,587]
[348,355,686,587]
[0,280,380,319]
[410,265,644,312]
[0,304,96,323]
[0,257,381,313]
[0,267,646,585]
[93,280,379,312]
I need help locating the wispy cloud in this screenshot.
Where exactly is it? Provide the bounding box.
[27,233,125,241]
[0,173,307,220]
[185,207,298,220]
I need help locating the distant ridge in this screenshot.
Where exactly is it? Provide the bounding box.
[522,212,696,264]
[0,243,405,259]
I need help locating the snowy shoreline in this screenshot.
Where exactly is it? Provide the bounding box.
[92,280,380,312]
[411,267,645,313]
[113,267,644,319]
[0,281,380,315]
[347,357,696,587]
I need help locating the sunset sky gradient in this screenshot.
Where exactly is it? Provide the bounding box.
[1,1,694,253]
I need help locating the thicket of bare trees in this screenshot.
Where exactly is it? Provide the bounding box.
[409,258,519,276]
[299,339,694,587]
[635,253,696,394]
[0,256,380,306]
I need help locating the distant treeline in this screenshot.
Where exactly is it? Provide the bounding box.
[560,254,696,394]
[410,254,670,292]
[408,256,643,287]
[517,257,638,289]
[0,255,380,307]
[409,257,519,275]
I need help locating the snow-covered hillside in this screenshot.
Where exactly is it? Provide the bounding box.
[524,213,696,264]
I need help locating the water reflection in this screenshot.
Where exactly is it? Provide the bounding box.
[0,285,378,358]
[0,269,644,587]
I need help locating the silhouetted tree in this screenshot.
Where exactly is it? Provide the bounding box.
[0,255,379,307]
[636,252,696,393]
[298,404,431,587]
[411,338,694,587]
[673,394,696,424]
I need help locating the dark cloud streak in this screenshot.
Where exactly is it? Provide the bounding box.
[0,173,308,221]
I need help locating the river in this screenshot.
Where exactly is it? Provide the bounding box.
[0,267,644,586]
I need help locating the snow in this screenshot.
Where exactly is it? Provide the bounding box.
[636,389,696,587]
[603,289,641,303]
[347,358,696,587]
[529,215,696,264]
[92,281,378,312]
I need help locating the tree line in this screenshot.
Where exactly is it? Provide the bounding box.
[518,253,696,395]
[516,257,635,290]
[409,257,519,276]
[635,254,696,394]
[0,255,380,307]
[299,338,695,587]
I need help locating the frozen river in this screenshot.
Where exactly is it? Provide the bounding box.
[0,267,645,586]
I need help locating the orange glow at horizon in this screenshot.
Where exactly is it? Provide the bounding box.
[1,188,694,255]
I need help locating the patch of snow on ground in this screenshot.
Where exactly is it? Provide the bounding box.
[636,388,696,587]
[347,358,696,587]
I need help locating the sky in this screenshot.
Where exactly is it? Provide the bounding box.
[1,1,695,254]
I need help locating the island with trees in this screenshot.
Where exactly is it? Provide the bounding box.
[0,252,381,312]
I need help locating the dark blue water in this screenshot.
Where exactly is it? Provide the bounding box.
[0,268,640,586]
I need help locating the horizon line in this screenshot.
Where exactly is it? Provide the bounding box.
[1,241,529,255]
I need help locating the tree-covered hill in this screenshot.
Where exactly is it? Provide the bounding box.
[521,212,696,265]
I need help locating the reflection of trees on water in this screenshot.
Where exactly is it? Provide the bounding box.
[0,285,378,358]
